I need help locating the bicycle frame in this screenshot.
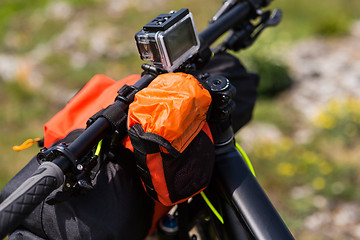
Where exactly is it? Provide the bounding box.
[211,143,293,239]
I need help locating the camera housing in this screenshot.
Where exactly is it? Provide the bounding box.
[135,9,200,72]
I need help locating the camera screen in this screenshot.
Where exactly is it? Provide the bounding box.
[163,17,198,65]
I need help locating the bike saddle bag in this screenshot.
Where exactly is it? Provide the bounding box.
[127,73,215,206]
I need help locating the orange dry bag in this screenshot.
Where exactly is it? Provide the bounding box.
[128,73,215,206]
[43,74,140,147]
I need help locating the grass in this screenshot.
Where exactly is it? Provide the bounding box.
[238,97,360,238]
[252,99,299,134]
[0,80,53,188]
[236,0,360,82]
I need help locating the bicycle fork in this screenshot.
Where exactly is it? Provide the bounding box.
[206,75,294,240]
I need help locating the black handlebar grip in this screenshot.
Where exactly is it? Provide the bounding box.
[0,162,64,238]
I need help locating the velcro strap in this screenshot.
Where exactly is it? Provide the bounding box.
[133,149,159,202]
[87,104,127,133]
[128,124,180,158]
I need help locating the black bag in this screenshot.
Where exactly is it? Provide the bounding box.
[0,130,154,240]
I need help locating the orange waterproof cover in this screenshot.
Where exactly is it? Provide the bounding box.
[43,74,140,147]
[128,73,212,152]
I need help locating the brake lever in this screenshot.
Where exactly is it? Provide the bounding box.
[214,8,282,53]
[251,8,282,40]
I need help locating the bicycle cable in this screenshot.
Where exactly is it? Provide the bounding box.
[235,142,256,177]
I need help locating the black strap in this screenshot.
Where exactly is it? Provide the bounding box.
[133,149,159,202]
[86,104,128,133]
[128,124,184,202]
[128,124,180,158]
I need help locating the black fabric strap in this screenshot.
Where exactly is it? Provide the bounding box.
[133,149,159,202]
[128,125,159,155]
[128,124,184,203]
[86,104,127,133]
[128,124,180,158]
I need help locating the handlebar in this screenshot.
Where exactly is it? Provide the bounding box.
[0,73,156,239]
[199,2,252,47]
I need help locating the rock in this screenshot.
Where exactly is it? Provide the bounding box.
[284,23,360,121]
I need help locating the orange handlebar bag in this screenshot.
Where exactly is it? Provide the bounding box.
[128,73,215,206]
[43,74,140,147]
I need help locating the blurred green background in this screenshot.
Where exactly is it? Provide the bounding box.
[1,0,360,239]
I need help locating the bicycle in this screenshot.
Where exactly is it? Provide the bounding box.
[0,0,294,239]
